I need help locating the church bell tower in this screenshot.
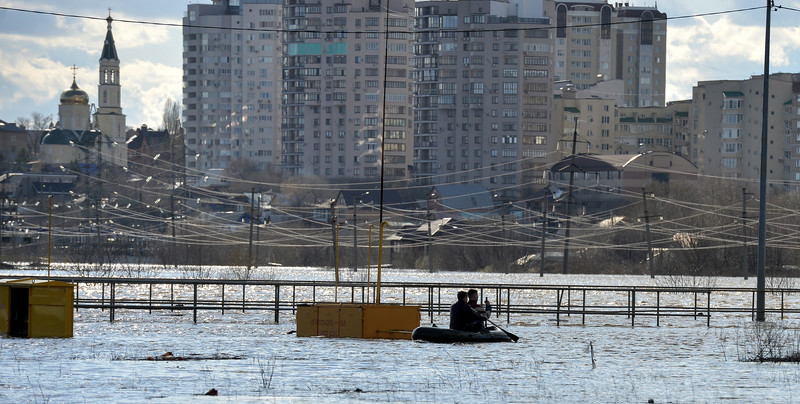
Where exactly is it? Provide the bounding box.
[94,11,127,167]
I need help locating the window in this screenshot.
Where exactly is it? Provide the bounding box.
[723,114,743,124]
[724,99,742,109]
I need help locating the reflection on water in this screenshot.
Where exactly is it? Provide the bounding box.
[0,267,795,402]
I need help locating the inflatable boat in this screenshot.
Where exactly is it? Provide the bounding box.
[411,326,514,343]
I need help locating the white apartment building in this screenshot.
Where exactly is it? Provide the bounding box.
[413,0,552,199]
[183,0,283,182]
[281,0,415,180]
[691,73,800,190]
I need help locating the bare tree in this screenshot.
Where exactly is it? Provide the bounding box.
[280,175,334,207]
[161,98,181,134]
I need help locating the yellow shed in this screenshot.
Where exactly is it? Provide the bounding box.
[0,278,74,338]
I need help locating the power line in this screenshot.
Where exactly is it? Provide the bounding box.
[0,4,769,36]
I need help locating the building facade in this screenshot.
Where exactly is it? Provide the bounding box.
[552,82,618,158]
[544,1,666,107]
[0,120,37,169]
[183,0,283,182]
[413,0,552,199]
[690,73,800,190]
[281,0,415,180]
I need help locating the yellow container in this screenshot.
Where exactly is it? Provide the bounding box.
[0,278,74,338]
[296,303,419,339]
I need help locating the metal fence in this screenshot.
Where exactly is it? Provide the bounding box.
[19,276,800,327]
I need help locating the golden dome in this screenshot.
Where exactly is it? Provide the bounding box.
[60,78,89,105]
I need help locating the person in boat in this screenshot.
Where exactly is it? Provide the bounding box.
[468,289,486,316]
[450,290,486,332]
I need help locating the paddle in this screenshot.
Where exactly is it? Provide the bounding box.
[485,317,519,342]
[468,305,519,342]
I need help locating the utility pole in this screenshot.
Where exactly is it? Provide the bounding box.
[742,188,751,280]
[561,121,579,274]
[642,188,655,278]
[353,194,358,272]
[540,191,548,277]
[256,194,261,268]
[330,199,337,268]
[95,133,103,272]
[503,201,510,274]
[755,0,773,322]
[247,188,255,274]
[170,127,177,268]
[427,193,435,273]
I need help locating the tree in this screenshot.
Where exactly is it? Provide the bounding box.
[17,112,53,158]
[161,98,181,134]
[280,175,335,207]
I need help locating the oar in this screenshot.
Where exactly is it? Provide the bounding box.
[469,306,519,342]
[486,317,519,342]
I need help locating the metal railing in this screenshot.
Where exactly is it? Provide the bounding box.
[12,276,800,327]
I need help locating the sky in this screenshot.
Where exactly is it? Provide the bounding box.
[1,0,800,129]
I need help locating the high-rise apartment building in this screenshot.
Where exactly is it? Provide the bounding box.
[281,0,415,180]
[690,73,800,190]
[544,1,666,108]
[413,0,552,199]
[183,0,283,181]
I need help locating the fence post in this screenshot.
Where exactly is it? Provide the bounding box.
[221,284,225,315]
[656,291,660,327]
[582,289,586,325]
[109,282,115,323]
[274,284,280,324]
[507,288,511,324]
[193,283,198,324]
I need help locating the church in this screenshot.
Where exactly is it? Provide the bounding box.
[39,13,127,169]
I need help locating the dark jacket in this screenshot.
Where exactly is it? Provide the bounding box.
[450,300,485,331]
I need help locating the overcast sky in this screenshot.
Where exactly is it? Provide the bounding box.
[1,0,799,129]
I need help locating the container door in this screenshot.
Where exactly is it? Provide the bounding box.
[9,287,28,337]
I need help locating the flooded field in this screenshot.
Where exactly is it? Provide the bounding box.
[1,267,798,402]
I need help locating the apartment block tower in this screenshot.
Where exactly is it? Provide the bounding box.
[183,0,283,180]
[281,0,415,180]
[413,0,552,199]
[691,73,800,190]
[544,1,666,108]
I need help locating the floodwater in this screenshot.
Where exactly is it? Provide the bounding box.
[1,266,799,403]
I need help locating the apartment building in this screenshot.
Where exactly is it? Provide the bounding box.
[544,1,666,108]
[553,80,691,164]
[281,0,415,180]
[183,0,283,181]
[413,0,552,199]
[690,73,800,190]
[552,81,619,159]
